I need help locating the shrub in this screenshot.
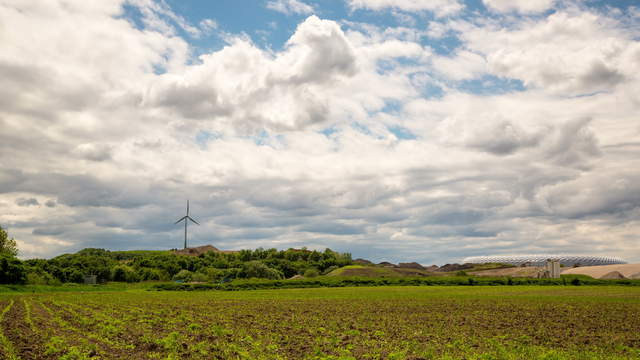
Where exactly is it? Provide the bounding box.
[137,267,163,281]
[191,272,208,282]
[241,261,283,280]
[304,268,320,278]
[111,265,139,283]
[173,269,193,282]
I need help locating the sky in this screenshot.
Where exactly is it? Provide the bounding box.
[1,0,639,265]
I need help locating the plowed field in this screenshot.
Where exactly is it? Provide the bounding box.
[0,286,639,359]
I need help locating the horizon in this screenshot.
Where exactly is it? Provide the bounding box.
[1,0,639,265]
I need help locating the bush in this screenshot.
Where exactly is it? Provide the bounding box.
[241,261,283,280]
[111,265,139,283]
[191,272,208,282]
[304,268,320,278]
[172,269,193,282]
[26,272,61,285]
[137,268,163,281]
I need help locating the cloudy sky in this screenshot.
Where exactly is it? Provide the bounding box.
[1,0,639,264]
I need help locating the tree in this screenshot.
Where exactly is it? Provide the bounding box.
[0,225,18,257]
[0,254,26,284]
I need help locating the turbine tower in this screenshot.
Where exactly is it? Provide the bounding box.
[174,200,199,249]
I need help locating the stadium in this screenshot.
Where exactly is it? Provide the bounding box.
[462,255,627,267]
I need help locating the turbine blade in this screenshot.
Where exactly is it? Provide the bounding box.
[174,216,187,224]
[187,216,200,225]
[187,200,189,216]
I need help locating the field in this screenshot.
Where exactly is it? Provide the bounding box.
[0,286,639,360]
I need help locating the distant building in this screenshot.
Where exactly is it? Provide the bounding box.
[462,255,626,267]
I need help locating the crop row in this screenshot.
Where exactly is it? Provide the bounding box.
[0,286,639,359]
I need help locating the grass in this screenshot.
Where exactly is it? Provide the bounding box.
[0,282,155,293]
[0,286,639,359]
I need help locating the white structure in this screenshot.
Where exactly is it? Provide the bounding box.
[539,260,561,278]
[462,255,626,267]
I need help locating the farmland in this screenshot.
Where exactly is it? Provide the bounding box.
[0,286,639,359]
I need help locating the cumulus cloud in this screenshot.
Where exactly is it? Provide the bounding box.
[145,15,359,131]
[482,0,555,14]
[266,0,314,15]
[347,0,464,17]
[0,0,639,264]
[462,11,637,95]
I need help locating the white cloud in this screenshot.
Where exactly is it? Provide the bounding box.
[347,0,464,17]
[266,0,314,15]
[461,11,637,95]
[199,18,218,33]
[482,0,556,14]
[0,1,639,264]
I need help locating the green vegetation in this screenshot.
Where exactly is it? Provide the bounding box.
[0,226,25,285]
[150,274,640,291]
[19,247,352,285]
[0,286,638,359]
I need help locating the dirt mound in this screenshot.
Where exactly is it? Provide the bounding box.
[630,273,640,280]
[398,262,425,270]
[470,267,543,278]
[289,275,304,280]
[437,263,473,272]
[599,271,626,280]
[173,245,221,256]
[562,264,640,278]
[378,262,397,268]
[353,258,373,265]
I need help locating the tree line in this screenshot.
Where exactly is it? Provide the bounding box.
[0,226,353,285]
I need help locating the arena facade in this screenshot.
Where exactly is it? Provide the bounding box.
[462,255,627,267]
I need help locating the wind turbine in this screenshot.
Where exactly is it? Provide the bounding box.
[174,200,199,249]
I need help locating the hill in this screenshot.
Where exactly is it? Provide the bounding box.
[20,246,353,285]
[561,264,640,279]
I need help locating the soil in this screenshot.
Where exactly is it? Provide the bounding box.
[2,299,50,360]
[436,263,474,272]
[173,245,222,256]
[561,264,640,279]
[469,267,543,278]
[397,262,426,270]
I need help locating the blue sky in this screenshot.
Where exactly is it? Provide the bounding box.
[1,0,639,264]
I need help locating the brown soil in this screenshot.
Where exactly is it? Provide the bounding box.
[561,264,640,278]
[398,262,426,270]
[436,263,474,272]
[599,271,626,280]
[2,299,50,360]
[469,267,543,278]
[173,244,225,256]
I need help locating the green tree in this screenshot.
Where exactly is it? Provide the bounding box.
[0,225,18,257]
[0,253,26,284]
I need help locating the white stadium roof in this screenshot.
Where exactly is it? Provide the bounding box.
[462,255,627,267]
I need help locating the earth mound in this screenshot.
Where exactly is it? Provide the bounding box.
[398,262,425,270]
[378,262,397,268]
[562,264,640,278]
[353,258,373,265]
[599,271,626,280]
[173,245,221,256]
[437,263,473,272]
